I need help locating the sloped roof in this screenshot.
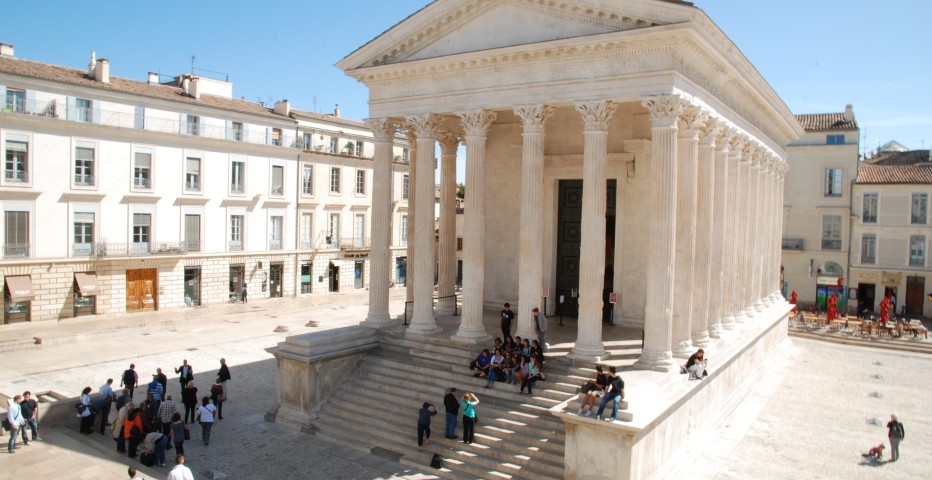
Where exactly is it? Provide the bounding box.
[0,56,284,120]
[795,112,858,132]
[857,150,932,184]
[291,108,367,128]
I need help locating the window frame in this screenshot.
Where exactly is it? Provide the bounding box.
[72,139,97,189]
[229,213,245,251]
[3,208,31,258]
[302,164,314,196]
[75,98,92,123]
[184,153,202,194]
[400,214,408,246]
[909,235,926,267]
[860,234,876,265]
[911,193,927,225]
[132,146,153,191]
[402,174,409,200]
[821,214,842,250]
[270,215,284,250]
[356,169,366,196]
[5,88,25,113]
[824,168,843,197]
[131,212,152,254]
[230,156,246,196]
[330,167,341,194]
[300,212,313,249]
[328,213,340,247]
[270,164,285,197]
[862,192,878,223]
[184,213,201,252]
[826,134,845,145]
[3,131,31,186]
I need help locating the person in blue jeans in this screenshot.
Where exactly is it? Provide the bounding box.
[595,367,625,422]
[443,388,459,439]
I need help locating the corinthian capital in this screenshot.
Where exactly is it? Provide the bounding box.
[677,106,707,138]
[364,118,396,143]
[698,116,721,146]
[575,100,616,131]
[405,114,441,140]
[513,104,554,134]
[728,133,747,157]
[458,109,497,137]
[641,95,687,129]
[715,124,735,153]
[438,132,461,154]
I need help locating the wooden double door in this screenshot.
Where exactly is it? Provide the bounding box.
[126,268,158,312]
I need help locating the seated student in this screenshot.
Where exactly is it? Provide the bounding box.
[595,367,625,422]
[521,338,532,360]
[513,336,523,354]
[491,337,503,354]
[515,357,529,386]
[531,340,545,366]
[470,349,493,378]
[861,443,885,460]
[577,366,607,416]
[520,357,543,395]
[484,349,505,388]
[502,351,518,384]
[502,336,515,355]
[683,349,708,380]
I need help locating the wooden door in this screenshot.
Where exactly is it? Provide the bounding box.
[905,276,924,317]
[125,268,158,312]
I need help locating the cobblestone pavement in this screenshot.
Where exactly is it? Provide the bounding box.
[0,290,437,480]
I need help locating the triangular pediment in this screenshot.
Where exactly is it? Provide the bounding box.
[339,0,696,70]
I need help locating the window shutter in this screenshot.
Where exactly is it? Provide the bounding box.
[225,120,232,140]
[91,102,100,124]
[135,106,145,129]
[186,158,200,174]
[66,96,76,121]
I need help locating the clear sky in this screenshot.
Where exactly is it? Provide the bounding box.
[4,0,930,172]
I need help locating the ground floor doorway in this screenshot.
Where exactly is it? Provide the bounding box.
[184,267,201,307]
[301,262,313,294]
[270,262,283,298]
[905,276,924,317]
[884,286,899,316]
[329,262,340,292]
[126,268,158,312]
[354,260,364,289]
[396,257,407,286]
[229,264,245,302]
[857,283,876,317]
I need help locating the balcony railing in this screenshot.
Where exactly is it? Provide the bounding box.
[185,179,201,192]
[73,243,95,256]
[861,256,875,265]
[4,170,28,183]
[134,176,151,189]
[339,237,370,249]
[269,239,282,250]
[3,243,30,258]
[782,238,804,251]
[95,242,188,257]
[271,185,284,196]
[2,97,299,148]
[231,183,244,194]
[74,174,95,186]
[822,239,842,250]
[229,241,243,252]
[185,241,201,252]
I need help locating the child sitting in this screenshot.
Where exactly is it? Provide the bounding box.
[861,443,885,460]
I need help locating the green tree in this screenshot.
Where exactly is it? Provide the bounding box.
[456,183,465,199]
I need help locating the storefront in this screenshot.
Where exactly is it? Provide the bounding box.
[815,276,845,313]
[4,275,34,324]
[73,272,99,317]
[300,262,313,294]
[354,259,365,289]
[184,267,201,307]
[229,264,245,302]
[270,262,283,298]
[126,268,158,312]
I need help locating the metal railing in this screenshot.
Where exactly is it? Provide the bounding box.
[3,243,30,258]
[269,239,282,250]
[271,185,285,196]
[821,239,842,250]
[185,241,201,252]
[228,241,243,252]
[73,243,95,256]
[74,174,95,186]
[133,176,151,189]
[185,179,201,192]
[4,170,28,183]
[230,183,244,194]
[336,237,371,249]
[95,241,188,257]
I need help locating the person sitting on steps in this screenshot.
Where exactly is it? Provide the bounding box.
[577,365,607,417]
[520,356,543,395]
[470,349,492,378]
[484,349,505,388]
[683,348,709,380]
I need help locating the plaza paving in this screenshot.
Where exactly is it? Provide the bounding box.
[0,292,928,479]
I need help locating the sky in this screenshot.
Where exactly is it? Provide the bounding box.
[4,1,931,181]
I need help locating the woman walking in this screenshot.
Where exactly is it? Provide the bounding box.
[195,396,217,446]
[169,412,187,455]
[78,386,94,434]
[181,381,198,424]
[460,393,479,444]
[416,402,437,451]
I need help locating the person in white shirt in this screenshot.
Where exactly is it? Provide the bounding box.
[7,395,26,452]
[195,396,218,445]
[167,454,195,480]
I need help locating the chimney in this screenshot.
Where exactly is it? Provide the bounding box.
[334,104,341,117]
[844,104,855,123]
[181,76,191,96]
[274,99,291,116]
[95,58,110,83]
[148,72,159,85]
[188,76,201,99]
[0,43,13,58]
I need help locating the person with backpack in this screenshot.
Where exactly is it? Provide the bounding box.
[210,380,225,420]
[887,414,905,462]
[121,364,139,399]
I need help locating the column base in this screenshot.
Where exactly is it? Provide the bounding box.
[709,323,725,338]
[734,309,749,324]
[451,325,491,343]
[743,306,757,321]
[672,340,694,357]
[407,315,442,335]
[721,313,736,330]
[436,300,457,316]
[762,294,774,307]
[568,343,609,362]
[634,350,677,372]
[691,331,711,348]
[361,313,397,329]
[753,299,765,312]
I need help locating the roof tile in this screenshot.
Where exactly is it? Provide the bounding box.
[795,112,858,131]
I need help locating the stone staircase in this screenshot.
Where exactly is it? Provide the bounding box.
[312,330,594,479]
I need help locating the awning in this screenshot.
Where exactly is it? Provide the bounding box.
[74,272,101,295]
[5,275,35,302]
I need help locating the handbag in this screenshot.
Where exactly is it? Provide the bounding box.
[1,418,11,431]
[184,426,191,440]
[130,425,141,437]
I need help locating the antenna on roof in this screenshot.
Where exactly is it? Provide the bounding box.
[191,55,195,74]
[313,95,318,114]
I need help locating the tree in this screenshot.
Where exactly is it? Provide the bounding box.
[456,183,465,199]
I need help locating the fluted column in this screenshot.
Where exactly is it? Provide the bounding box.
[709,125,733,336]
[405,114,441,335]
[692,116,716,347]
[732,141,752,324]
[672,106,702,357]
[362,118,396,327]
[570,101,616,361]
[453,110,497,342]
[723,134,747,328]
[761,157,775,307]
[773,163,789,302]
[514,104,553,340]
[750,150,766,313]
[437,133,459,315]
[404,128,417,304]
[741,145,760,320]
[635,96,684,371]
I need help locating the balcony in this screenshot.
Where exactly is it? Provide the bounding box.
[782,238,804,251]
[4,170,28,183]
[2,243,30,258]
[74,174,95,186]
[822,239,842,251]
[185,241,201,252]
[339,237,370,250]
[94,242,188,257]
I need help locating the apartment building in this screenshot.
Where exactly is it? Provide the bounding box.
[782,105,859,310]
[850,149,932,317]
[0,46,409,323]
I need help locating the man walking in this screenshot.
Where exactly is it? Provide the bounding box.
[218,358,232,400]
[7,395,26,452]
[532,307,548,353]
[443,387,459,439]
[98,378,116,434]
[19,391,39,441]
[147,374,164,404]
[168,454,195,480]
[159,394,177,435]
[887,414,905,462]
[500,303,515,339]
[121,364,138,399]
[156,368,169,396]
[175,360,194,390]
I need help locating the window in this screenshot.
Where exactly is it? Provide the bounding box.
[229,215,244,251]
[4,134,28,182]
[402,174,409,200]
[303,133,312,150]
[185,115,199,136]
[73,212,94,256]
[271,165,284,196]
[271,128,283,146]
[457,237,463,251]
[302,165,313,195]
[827,135,845,145]
[132,213,150,254]
[910,235,926,267]
[911,193,927,224]
[861,234,876,265]
[185,214,201,252]
[354,214,365,247]
[821,215,842,250]
[355,140,364,157]
[330,167,341,193]
[74,144,95,186]
[75,98,92,122]
[402,148,409,163]
[5,89,25,113]
[185,157,201,192]
[400,215,408,246]
[133,148,152,189]
[270,216,283,250]
[356,170,366,195]
[134,106,145,129]
[231,159,245,194]
[824,168,843,197]
[328,213,340,247]
[230,122,243,141]
[300,212,313,249]
[4,211,29,258]
[862,193,878,223]
[329,137,338,154]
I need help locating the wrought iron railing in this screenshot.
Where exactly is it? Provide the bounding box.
[269,239,282,250]
[228,241,243,252]
[133,176,151,189]
[74,174,95,186]
[95,242,188,257]
[2,243,29,258]
[73,243,95,256]
[4,170,28,182]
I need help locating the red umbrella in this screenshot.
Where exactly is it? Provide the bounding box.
[880,297,890,324]
[790,291,798,314]
[827,293,837,322]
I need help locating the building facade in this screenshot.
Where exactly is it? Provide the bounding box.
[850,149,932,318]
[782,106,859,310]
[0,47,409,323]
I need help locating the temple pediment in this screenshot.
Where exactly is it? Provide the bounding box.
[338,0,696,69]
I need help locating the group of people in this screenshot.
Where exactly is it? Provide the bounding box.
[416,388,481,448]
[574,365,626,422]
[862,415,906,463]
[68,357,231,470]
[469,335,546,394]
[4,391,39,453]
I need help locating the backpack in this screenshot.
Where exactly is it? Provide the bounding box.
[122,369,135,386]
[891,422,905,439]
